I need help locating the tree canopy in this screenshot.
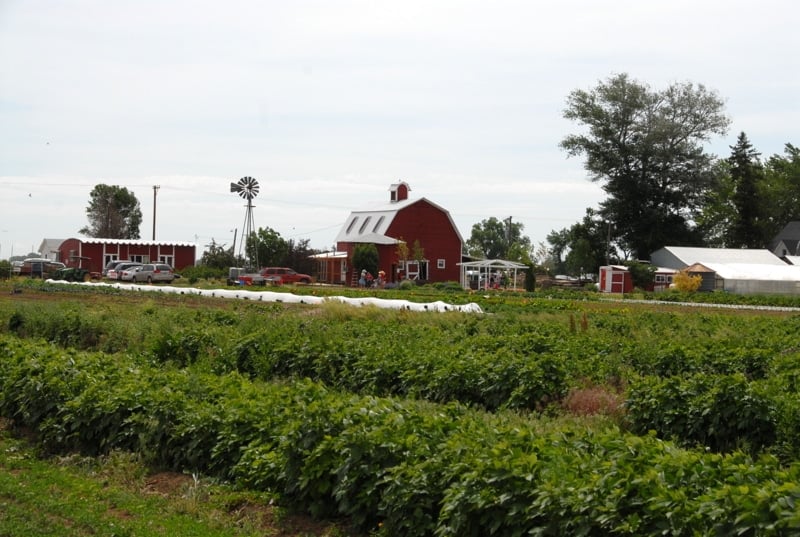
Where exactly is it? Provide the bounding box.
[246,227,288,268]
[238,228,318,273]
[466,217,531,262]
[726,132,765,248]
[352,243,379,276]
[560,73,730,259]
[199,239,236,270]
[79,184,143,239]
[760,143,800,240]
[697,138,800,249]
[547,209,613,276]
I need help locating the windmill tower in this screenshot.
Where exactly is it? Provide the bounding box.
[230,176,260,268]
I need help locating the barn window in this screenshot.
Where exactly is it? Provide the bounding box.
[359,217,372,234]
[437,259,445,269]
[346,217,359,234]
[372,216,385,233]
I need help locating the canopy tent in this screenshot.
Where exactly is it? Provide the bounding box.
[458,259,529,291]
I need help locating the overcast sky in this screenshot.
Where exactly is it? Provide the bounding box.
[1,0,798,260]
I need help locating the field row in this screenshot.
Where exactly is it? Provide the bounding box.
[1,334,799,536]
[4,289,800,460]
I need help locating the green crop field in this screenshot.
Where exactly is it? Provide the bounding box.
[1,278,799,536]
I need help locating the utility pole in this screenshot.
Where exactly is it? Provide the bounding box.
[152,185,160,240]
[504,216,512,258]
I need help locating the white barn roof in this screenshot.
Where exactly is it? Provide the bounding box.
[701,262,800,282]
[77,238,196,247]
[335,197,464,244]
[651,246,785,269]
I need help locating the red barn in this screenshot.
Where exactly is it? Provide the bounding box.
[56,238,196,274]
[314,182,464,285]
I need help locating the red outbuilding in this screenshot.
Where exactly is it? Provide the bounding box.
[313,182,464,285]
[56,238,196,274]
[598,265,634,294]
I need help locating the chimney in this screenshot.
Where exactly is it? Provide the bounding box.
[390,181,410,203]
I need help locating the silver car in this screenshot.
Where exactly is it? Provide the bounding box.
[108,262,142,281]
[132,263,175,283]
[119,266,142,282]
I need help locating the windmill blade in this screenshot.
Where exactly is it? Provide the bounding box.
[237,176,260,199]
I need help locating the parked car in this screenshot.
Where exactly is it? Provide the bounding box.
[103,260,127,277]
[132,263,175,283]
[107,262,142,281]
[119,266,142,282]
[259,267,313,284]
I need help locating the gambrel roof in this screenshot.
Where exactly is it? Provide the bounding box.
[335,197,464,244]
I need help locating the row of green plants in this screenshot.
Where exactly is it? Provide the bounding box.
[5,290,800,460]
[1,334,799,536]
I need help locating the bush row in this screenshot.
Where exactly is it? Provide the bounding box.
[626,368,800,462]
[6,297,800,457]
[1,334,799,536]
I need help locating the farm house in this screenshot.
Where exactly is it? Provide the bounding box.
[55,238,196,274]
[769,221,800,258]
[314,182,464,286]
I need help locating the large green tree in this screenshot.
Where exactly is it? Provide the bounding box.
[79,184,142,239]
[726,132,765,248]
[699,141,800,247]
[466,217,531,261]
[547,208,614,276]
[761,143,800,240]
[694,160,736,247]
[352,243,379,276]
[560,73,730,259]
[200,239,236,270]
[246,226,289,268]
[284,238,317,276]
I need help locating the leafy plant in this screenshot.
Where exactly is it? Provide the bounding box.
[672,270,703,292]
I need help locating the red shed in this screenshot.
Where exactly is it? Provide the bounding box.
[56,238,196,274]
[315,182,464,285]
[599,265,634,294]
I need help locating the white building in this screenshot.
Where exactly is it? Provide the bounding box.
[650,246,800,295]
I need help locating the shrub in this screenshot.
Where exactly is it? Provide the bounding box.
[673,270,702,292]
[626,373,776,453]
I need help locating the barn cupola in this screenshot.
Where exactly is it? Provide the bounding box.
[389,181,411,203]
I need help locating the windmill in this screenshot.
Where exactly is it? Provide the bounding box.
[230,176,260,268]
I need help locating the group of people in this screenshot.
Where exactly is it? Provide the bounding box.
[359,268,385,288]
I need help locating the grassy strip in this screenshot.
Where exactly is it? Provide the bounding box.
[0,421,349,537]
